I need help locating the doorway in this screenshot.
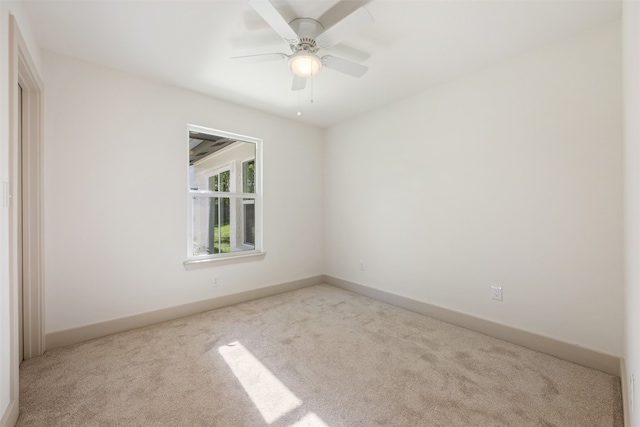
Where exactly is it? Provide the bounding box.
[5,14,45,425]
[9,14,44,363]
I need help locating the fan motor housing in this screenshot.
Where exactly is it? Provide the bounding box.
[289,18,324,53]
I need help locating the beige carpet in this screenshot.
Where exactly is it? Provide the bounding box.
[18,284,623,426]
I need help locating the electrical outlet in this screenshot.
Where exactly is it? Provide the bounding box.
[359,261,365,271]
[213,277,219,287]
[491,285,503,301]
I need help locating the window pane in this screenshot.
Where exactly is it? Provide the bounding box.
[243,160,255,194]
[216,197,230,253]
[244,203,255,246]
[220,170,230,192]
[192,196,256,256]
[209,197,218,253]
[207,197,231,254]
[209,175,218,191]
[191,196,210,257]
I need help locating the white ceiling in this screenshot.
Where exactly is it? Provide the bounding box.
[20,0,621,128]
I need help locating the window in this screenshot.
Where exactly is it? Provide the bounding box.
[187,125,262,262]
[242,159,256,247]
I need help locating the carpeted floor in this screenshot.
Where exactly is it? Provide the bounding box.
[17,284,623,426]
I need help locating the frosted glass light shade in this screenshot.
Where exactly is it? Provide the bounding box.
[289,53,322,77]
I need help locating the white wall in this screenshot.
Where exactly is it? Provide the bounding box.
[324,21,623,356]
[0,9,628,426]
[623,1,640,424]
[42,50,324,333]
[0,2,42,424]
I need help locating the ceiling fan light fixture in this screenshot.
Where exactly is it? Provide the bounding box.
[289,52,322,78]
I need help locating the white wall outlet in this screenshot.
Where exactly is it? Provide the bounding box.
[491,285,503,301]
[359,261,365,271]
[213,277,219,287]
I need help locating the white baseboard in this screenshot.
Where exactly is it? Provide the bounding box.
[46,276,323,351]
[324,275,622,377]
[45,273,622,378]
[0,399,18,427]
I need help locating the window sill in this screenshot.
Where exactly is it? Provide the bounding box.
[183,251,266,270]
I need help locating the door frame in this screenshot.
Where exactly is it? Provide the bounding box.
[9,14,44,367]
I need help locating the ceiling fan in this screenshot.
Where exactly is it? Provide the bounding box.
[234,0,374,91]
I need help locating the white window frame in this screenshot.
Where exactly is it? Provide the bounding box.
[185,125,264,265]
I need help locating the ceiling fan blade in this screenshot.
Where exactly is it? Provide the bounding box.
[248,0,300,45]
[322,55,368,78]
[315,7,373,49]
[292,75,307,91]
[232,53,289,63]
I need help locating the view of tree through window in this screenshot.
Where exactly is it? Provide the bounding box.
[243,160,255,246]
[188,126,262,260]
[208,171,230,254]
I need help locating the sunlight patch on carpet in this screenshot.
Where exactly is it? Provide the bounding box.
[289,411,329,427]
[219,341,304,424]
